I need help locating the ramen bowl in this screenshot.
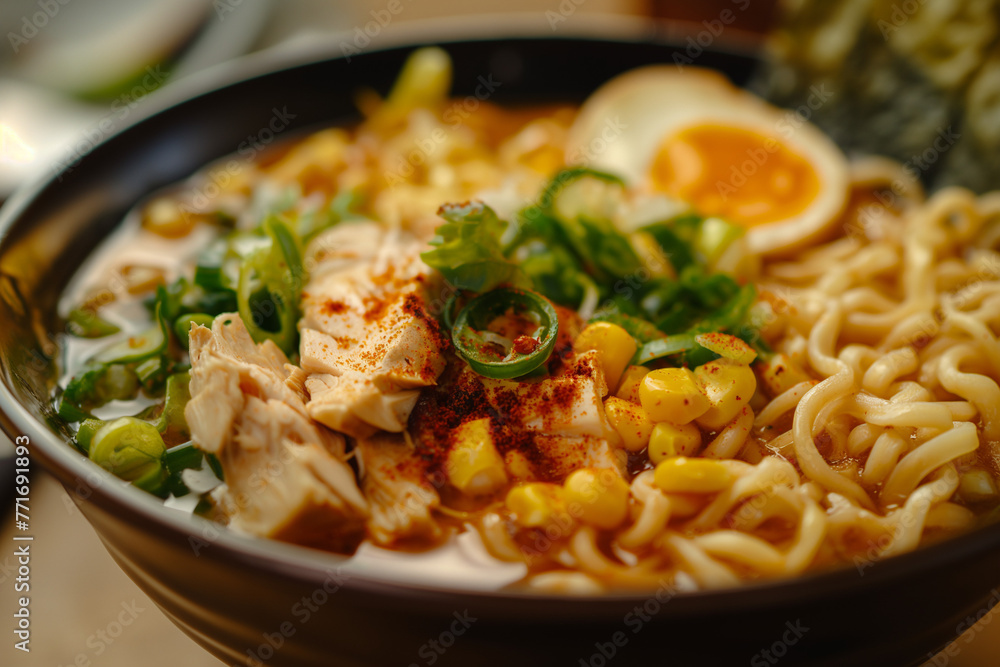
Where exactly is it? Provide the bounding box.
[1,17,998,667]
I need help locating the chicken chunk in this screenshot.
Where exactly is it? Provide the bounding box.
[300,223,449,438]
[355,432,441,545]
[186,314,369,550]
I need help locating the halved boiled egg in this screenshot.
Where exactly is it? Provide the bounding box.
[565,67,849,255]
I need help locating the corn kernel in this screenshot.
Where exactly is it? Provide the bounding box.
[446,418,508,495]
[959,468,999,504]
[653,457,732,493]
[757,353,810,396]
[573,322,637,391]
[616,365,648,404]
[604,397,655,452]
[639,368,710,424]
[695,359,757,431]
[648,421,702,464]
[563,468,630,529]
[506,483,565,528]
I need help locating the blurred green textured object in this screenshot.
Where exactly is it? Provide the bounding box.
[754,0,1000,193]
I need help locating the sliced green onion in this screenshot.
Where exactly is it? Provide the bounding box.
[690,284,757,334]
[642,220,697,273]
[695,216,744,266]
[100,364,140,400]
[89,417,167,492]
[135,356,164,383]
[56,395,91,423]
[590,312,666,344]
[63,364,139,411]
[441,290,466,331]
[194,238,229,291]
[633,333,697,365]
[237,217,303,355]
[164,440,203,475]
[75,418,106,453]
[452,287,558,379]
[66,308,121,338]
[92,304,168,365]
[63,366,105,406]
[159,371,191,438]
[695,333,758,365]
[538,167,624,224]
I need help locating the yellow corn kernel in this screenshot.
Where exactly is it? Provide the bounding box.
[505,483,565,528]
[446,418,508,495]
[573,322,637,391]
[616,365,649,405]
[648,421,702,464]
[638,368,710,424]
[694,359,757,431]
[959,469,999,504]
[757,353,810,396]
[563,468,630,529]
[654,457,733,494]
[604,397,655,453]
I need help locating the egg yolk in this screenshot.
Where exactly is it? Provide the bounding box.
[649,124,820,227]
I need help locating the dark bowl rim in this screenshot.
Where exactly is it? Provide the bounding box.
[2,12,1000,612]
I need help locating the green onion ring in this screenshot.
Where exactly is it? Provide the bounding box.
[451,287,558,379]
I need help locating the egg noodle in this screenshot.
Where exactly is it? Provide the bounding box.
[58,49,1000,593]
[491,162,1000,591]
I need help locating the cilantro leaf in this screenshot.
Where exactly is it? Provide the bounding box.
[420,201,525,293]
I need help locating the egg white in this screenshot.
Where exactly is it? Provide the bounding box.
[567,66,850,255]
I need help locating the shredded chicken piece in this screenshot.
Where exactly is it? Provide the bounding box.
[355,433,441,545]
[186,314,369,550]
[300,222,449,438]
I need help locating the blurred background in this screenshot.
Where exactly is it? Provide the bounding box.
[2,1,999,665]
